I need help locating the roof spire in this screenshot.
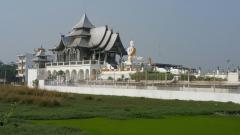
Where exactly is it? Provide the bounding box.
[73,13,95,29]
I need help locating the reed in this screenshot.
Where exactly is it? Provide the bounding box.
[0,85,70,107]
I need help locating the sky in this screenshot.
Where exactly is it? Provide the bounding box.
[0,0,240,71]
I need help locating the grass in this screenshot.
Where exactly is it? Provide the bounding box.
[1,85,240,120]
[0,85,72,107]
[34,116,240,135]
[3,96,240,120]
[1,85,240,134]
[0,119,83,135]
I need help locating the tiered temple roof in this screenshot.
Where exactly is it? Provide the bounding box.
[51,14,127,55]
[50,14,127,67]
[72,13,95,29]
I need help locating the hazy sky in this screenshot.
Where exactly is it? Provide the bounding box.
[0,0,240,71]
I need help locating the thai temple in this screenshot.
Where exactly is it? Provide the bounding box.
[43,14,144,83]
[18,14,240,105]
[26,14,195,86]
[50,13,127,67]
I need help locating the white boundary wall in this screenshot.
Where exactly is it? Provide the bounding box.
[28,69,38,88]
[38,80,240,104]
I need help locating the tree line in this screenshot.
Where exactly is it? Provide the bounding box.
[0,61,17,83]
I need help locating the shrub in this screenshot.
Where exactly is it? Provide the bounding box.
[107,76,113,80]
[0,102,17,126]
[0,85,70,107]
[124,108,131,112]
[96,98,103,102]
[32,79,39,88]
[130,72,174,81]
[84,96,94,100]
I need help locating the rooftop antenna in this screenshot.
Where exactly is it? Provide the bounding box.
[226,59,231,72]
[81,0,87,15]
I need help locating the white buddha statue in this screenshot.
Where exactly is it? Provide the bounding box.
[126,40,136,65]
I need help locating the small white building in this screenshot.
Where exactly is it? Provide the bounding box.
[204,69,227,80]
[16,53,34,83]
[205,73,227,80]
[155,67,168,73]
[153,63,190,75]
[227,72,239,83]
[17,47,54,83]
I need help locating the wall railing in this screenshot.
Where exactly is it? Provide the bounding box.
[46,60,105,67]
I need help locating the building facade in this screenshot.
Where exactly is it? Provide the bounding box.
[16,53,34,83]
[45,14,128,82]
[32,47,51,68]
[17,47,53,83]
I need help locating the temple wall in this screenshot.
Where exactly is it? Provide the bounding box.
[27,69,38,88]
[39,81,240,104]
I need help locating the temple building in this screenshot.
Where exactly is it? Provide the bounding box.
[45,14,128,81]
[50,14,127,67]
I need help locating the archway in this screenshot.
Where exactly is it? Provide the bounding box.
[78,69,84,80]
[47,70,52,79]
[52,70,57,80]
[71,70,77,82]
[85,69,89,80]
[65,70,70,81]
[91,69,97,80]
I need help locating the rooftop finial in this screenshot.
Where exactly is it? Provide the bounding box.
[73,13,95,29]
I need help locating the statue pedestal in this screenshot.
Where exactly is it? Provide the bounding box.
[124,65,132,71]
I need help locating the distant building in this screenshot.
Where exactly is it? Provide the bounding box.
[16,53,34,83]
[227,71,239,83]
[152,63,193,75]
[204,68,227,80]
[32,47,52,68]
[0,78,6,84]
[16,47,53,83]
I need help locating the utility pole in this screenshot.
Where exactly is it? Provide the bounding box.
[165,72,167,86]
[145,70,148,87]
[4,70,6,85]
[213,71,216,92]
[114,69,115,84]
[187,69,190,88]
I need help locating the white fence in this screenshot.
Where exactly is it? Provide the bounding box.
[39,80,240,104]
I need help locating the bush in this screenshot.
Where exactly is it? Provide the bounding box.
[0,85,70,107]
[180,74,196,81]
[0,102,17,126]
[96,98,103,102]
[195,76,227,81]
[32,79,39,88]
[130,72,174,81]
[84,96,94,100]
[107,76,113,80]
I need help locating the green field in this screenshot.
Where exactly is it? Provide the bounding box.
[1,86,240,135]
[35,116,240,135]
